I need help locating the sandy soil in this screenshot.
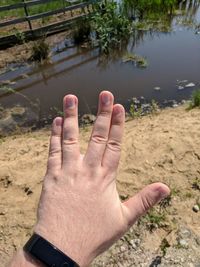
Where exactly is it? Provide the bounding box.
[0,105,200,266]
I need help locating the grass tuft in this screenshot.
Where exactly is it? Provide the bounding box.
[30,39,50,62]
[188,89,200,109]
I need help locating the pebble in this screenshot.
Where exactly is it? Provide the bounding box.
[178,239,189,248]
[193,205,200,213]
[172,103,179,108]
[185,82,195,88]
[179,227,191,239]
[195,236,200,246]
[178,86,184,90]
[154,86,161,91]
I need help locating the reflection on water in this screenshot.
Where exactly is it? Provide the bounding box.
[0,0,200,125]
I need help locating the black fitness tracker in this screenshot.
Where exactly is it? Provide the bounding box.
[24,233,80,267]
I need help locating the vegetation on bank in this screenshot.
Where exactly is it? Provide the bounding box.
[0,0,64,19]
[188,89,200,109]
[30,39,50,62]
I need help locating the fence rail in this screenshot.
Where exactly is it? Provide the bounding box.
[0,0,100,48]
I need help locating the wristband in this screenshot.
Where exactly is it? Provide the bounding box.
[24,233,80,267]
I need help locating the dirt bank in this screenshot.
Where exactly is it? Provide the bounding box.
[0,30,70,70]
[0,105,200,266]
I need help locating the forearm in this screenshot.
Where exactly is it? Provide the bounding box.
[8,249,43,267]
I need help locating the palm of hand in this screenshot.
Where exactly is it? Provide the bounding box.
[34,91,169,267]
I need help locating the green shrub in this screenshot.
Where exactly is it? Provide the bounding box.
[73,18,91,44]
[189,89,200,109]
[92,1,132,54]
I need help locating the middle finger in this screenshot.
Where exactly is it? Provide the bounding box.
[84,91,114,168]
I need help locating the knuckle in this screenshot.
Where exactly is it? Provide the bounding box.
[65,113,76,118]
[49,148,61,157]
[107,139,121,152]
[98,111,112,119]
[140,194,153,213]
[91,134,107,144]
[63,138,78,146]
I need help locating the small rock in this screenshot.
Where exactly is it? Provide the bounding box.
[0,80,16,86]
[172,103,179,108]
[11,106,26,120]
[132,97,140,104]
[24,186,33,195]
[185,83,195,88]
[177,79,188,84]
[154,87,161,91]
[20,73,29,79]
[178,239,189,248]
[120,245,126,252]
[179,227,191,239]
[192,205,200,213]
[80,114,96,124]
[178,86,184,90]
[195,236,200,246]
[130,238,141,249]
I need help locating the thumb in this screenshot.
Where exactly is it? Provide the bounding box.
[123,182,170,226]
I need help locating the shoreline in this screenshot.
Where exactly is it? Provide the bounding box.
[0,99,190,137]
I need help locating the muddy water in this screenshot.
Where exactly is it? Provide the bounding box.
[0,4,200,125]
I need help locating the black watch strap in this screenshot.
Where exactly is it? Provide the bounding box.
[24,233,80,267]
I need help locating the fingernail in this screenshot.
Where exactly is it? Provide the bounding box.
[157,186,170,199]
[55,117,62,126]
[113,105,123,116]
[101,93,111,106]
[66,97,75,109]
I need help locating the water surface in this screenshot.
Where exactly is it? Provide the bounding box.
[0,2,200,124]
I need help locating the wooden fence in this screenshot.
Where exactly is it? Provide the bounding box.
[0,0,100,48]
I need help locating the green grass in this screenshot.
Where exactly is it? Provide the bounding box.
[0,0,66,19]
[138,208,167,232]
[189,89,200,109]
[30,39,50,62]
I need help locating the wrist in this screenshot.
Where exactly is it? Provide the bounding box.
[8,249,44,267]
[34,224,92,267]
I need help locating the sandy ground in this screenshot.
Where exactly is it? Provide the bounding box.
[0,105,200,266]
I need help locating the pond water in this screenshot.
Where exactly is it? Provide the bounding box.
[0,1,200,125]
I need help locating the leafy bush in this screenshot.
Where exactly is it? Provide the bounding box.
[92,1,132,54]
[73,18,91,44]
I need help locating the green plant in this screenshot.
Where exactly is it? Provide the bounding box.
[137,56,148,68]
[31,38,50,62]
[50,106,64,117]
[192,177,200,191]
[160,238,170,256]
[14,29,26,44]
[122,52,148,68]
[151,99,159,113]
[159,195,172,210]
[73,18,91,44]
[138,208,167,232]
[92,1,132,54]
[189,89,200,109]
[129,102,142,118]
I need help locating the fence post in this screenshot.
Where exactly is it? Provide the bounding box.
[23,0,33,31]
[62,0,66,14]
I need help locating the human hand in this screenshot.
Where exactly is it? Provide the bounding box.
[34,91,170,267]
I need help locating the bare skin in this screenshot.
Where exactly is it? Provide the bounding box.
[8,91,170,267]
